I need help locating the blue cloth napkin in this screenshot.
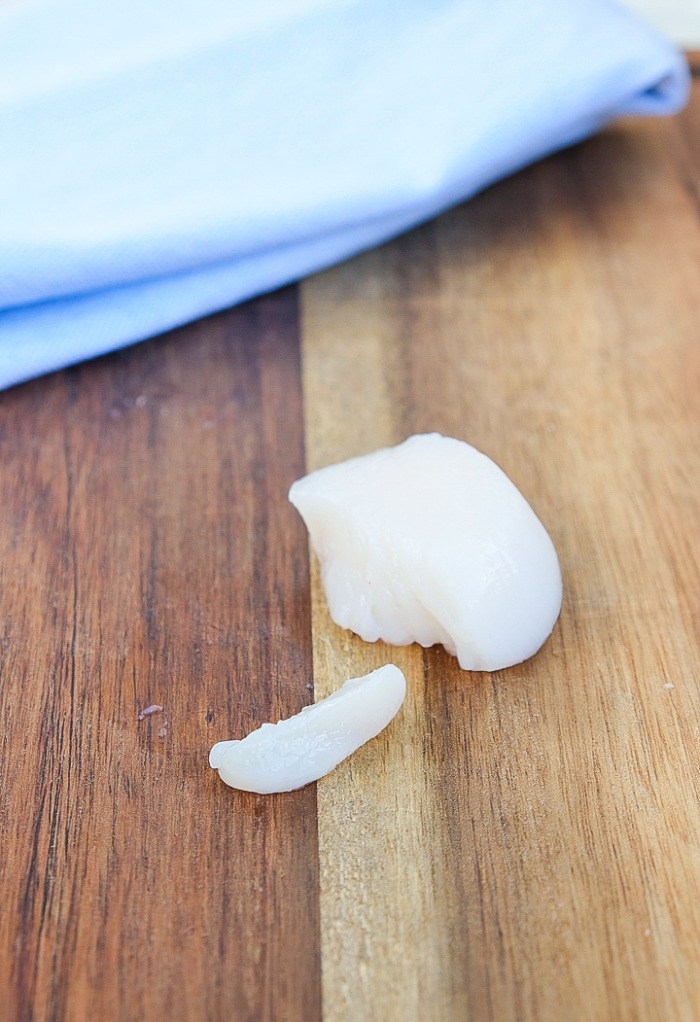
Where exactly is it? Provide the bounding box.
[0,0,689,390]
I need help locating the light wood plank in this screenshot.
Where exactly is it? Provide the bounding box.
[301,272,465,1021]
[301,84,700,1021]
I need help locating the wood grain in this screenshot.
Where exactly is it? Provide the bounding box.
[0,291,321,1022]
[300,82,700,1020]
[1,76,700,1022]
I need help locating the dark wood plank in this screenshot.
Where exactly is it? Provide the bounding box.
[0,289,321,1022]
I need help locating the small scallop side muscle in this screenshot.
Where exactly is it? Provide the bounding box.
[209,664,406,793]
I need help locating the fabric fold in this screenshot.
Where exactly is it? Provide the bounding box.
[0,0,690,389]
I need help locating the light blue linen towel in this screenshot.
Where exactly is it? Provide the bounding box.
[0,0,689,389]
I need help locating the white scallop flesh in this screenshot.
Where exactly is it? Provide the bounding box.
[209,664,406,793]
[289,433,562,672]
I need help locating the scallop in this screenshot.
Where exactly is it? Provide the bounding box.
[209,663,406,793]
[289,433,562,671]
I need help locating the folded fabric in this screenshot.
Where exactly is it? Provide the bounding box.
[0,0,689,390]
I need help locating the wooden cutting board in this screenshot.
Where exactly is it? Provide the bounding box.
[1,75,699,1022]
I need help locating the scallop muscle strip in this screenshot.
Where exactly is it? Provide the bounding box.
[209,664,406,794]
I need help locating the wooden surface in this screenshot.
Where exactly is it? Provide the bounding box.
[1,79,700,1022]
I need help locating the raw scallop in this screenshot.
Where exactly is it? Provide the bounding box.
[209,663,406,793]
[289,433,562,671]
